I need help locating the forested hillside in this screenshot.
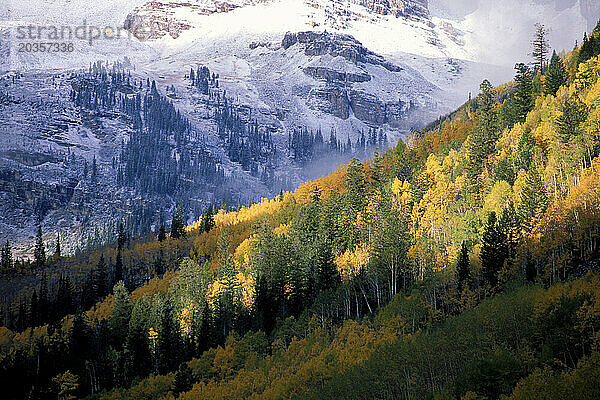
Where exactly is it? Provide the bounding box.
[2,21,600,400]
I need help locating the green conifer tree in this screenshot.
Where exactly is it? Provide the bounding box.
[555,95,588,143]
[114,249,124,285]
[157,224,166,242]
[518,169,548,233]
[34,226,46,268]
[544,51,566,96]
[514,63,534,122]
[480,212,508,289]
[531,23,550,73]
[1,240,12,275]
[109,281,132,347]
[170,206,186,239]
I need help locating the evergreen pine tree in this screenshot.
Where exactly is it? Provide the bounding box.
[55,275,73,318]
[531,23,550,73]
[70,312,89,365]
[480,212,508,289]
[577,22,600,64]
[91,155,98,182]
[157,224,166,242]
[468,80,498,181]
[314,238,339,294]
[1,240,12,275]
[518,169,548,233]
[555,95,588,143]
[345,158,365,212]
[117,222,127,250]
[514,63,534,122]
[109,281,132,348]
[544,51,566,96]
[170,206,186,239]
[34,226,46,268]
[114,249,124,285]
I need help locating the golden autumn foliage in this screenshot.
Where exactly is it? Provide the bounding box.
[294,165,348,204]
[334,243,371,281]
[206,271,256,310]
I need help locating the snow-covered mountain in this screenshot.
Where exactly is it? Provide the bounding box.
[0,0,598,255]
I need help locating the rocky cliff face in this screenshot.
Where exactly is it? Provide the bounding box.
[281,31,432,127]
[283,31,402,72]
[123,0,272,40]
[354,0,428,19]
[123,0,431,41]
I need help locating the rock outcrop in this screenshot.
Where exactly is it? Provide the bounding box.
[353,0,429,19]
[283,31,402,72]
[283,31,422,127]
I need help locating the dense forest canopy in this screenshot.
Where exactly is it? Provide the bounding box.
[2,19,600,400]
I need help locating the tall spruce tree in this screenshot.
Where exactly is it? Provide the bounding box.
[480,212,508,289]
[468,80,498,181]
[345,158,365,212]
[544,51,566,96]
[170,206,186,239]
[157,224,166,242]
[117,222,127,250]
[109,281,132,347]
[114,249,124,285]
[532,23,550,73]
[91,155,98,182]
[514,63,534,123]
[578,21,600,65]
[518,168,548,233]
[555,95,588,143]
[1,240,12,275]
[34,226,46,268]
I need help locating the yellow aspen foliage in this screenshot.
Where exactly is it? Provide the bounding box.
[148,326,158,343]
[532,157,600,260]
[295,165,347,203]
[392,178,412,211]
[179,302,198,339]
[483,180,513,216]
[212,336,237,380]
[206,272,256,310]
[442,149,461,175]
[209,196,289,228]
[583,78,600,107]
[512,169,528,208]
[446,244,459,268]
[334,243,371,281]
[233,235,257,268]
[425,153,443,182]
[573,55,600,91]
[272,223,290,236]
[236,271,256,309]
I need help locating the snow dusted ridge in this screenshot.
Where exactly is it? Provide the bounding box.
[0,0,598,255]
